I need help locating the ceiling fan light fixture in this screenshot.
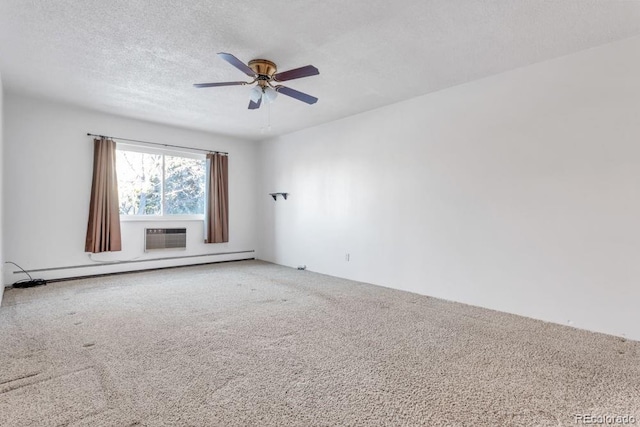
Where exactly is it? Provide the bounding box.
[264,86,278,103]
[249,86,263,103]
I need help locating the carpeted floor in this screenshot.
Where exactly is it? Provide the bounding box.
[0,260,638,426]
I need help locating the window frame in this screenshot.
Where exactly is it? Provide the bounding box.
[115,143,207,222]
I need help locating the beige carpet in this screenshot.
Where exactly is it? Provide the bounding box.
[0,260,638,426]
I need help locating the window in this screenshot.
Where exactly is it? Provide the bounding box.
[116,145,206,217]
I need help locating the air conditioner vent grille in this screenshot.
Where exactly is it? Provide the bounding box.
[145,228,187,251]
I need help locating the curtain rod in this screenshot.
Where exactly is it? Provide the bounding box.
[86,133,228,155]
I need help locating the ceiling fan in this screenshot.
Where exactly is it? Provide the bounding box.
[194,52,319,110]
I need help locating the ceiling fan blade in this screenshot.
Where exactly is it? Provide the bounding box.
[274,65,319,82]
[193,81,247,88]
[248,96,262,110]
[276,86,318,105]
[218,52,256,77]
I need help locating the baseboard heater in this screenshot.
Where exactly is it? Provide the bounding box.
[12,250,256,274]
[145,228,186,251]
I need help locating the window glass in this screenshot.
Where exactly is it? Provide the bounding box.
[116,148,205,217]
[164,155,206,215]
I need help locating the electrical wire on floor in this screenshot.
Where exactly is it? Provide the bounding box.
[4,261,47,288]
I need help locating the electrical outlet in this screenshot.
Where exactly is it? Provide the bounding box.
[345,253,350,262]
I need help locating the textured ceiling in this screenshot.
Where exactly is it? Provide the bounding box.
[1,1,640,141]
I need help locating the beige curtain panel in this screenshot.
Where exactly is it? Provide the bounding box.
[205,153,229,243]
[85,138,122,253]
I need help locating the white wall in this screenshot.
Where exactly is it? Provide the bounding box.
[0,72,4,304]
[258,36,640,340]
[3,93,259,283]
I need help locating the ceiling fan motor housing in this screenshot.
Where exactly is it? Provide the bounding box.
[249,59,277,87]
